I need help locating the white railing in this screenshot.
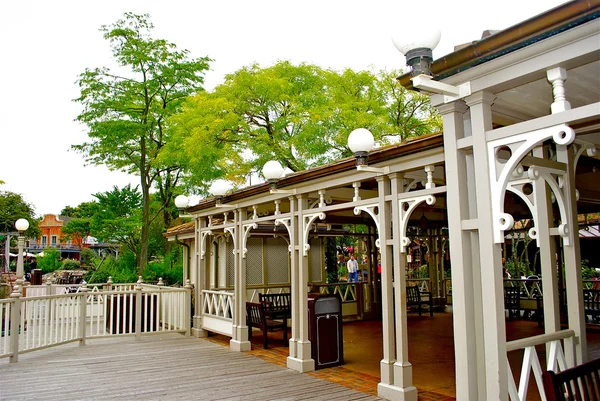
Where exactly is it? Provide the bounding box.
[407,278,431,293]
[506,329,576,401]
[246,285,290,303]
[201,290,234,336]
[0,280,191,363]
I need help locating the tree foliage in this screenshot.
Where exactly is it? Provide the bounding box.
[0,191,40,238]
[73,13,211,273]
[165,61,441,190]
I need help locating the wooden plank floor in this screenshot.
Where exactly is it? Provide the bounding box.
[0,333,381,400]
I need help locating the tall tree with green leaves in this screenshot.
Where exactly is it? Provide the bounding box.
[165,62,441,189]
[0,191,40,238]
[73,13,211,273]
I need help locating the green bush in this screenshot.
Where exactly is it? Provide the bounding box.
[37,249,62,274]
[144,254,183,286]
[84,253,138,284]
[80,248,97,267]
[61,258,81,270]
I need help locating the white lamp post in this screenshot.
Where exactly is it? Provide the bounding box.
[14,218,29,281]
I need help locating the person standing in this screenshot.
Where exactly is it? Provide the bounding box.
[347,255,358,283]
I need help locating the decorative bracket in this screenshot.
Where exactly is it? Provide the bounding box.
[354,204,381,248]
[302,212,326,256]
[275,217,293,253]
[199,230,213,260]
[241,223,257,258]
[487,124,575,243]
[398,195,437,253]
[224,227,236,254]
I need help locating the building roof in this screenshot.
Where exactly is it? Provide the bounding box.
[396,0,600,89]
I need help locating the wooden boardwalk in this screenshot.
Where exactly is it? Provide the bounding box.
[0,333,381,401]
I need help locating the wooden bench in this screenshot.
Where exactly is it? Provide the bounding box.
[246,302,288,349]
[406,285,433,317]
[584,289,600,323]
[542,357,600,401]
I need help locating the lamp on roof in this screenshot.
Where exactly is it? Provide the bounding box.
[262,160,296,194]
[392,28,441,78]
[209,179,231,205]
[174,195,189,212]
[392,28,470,100]
[347,128,389,175]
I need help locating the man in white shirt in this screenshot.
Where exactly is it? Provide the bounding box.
[347,255,358,282]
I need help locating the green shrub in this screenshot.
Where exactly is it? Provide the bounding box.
[84,253,138,284]
[80,248,97,267]
[37,249,62,274]
[144,253,183,286]
[61,258,81,270]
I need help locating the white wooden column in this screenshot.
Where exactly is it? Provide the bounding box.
[437,100,481,400]
[466,91,508,400]
[230,209,250,351]
[531,148,561,335]
[377,175,398,397]
[192,218,208,338]
[557,144,587,365]
[287,194,315,372]
[390,173,418,400]
[286,196,299,360]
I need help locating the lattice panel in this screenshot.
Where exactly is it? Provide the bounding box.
[226,238,235,287]
[309,237,323,283]
[265,237,290,284]
[246,238,264,285]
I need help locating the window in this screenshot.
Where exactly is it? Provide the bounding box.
[51,235,57,247]
[41,236,47,247]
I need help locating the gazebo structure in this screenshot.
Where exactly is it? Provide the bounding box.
[166,1,599,400]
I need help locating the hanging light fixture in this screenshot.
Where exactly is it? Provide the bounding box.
[418,208,429,231]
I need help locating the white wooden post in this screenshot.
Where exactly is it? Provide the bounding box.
[9,285,22,363]
[437,100,481,400]
[286,195,300,363]
[184,279,192,336]
[466,91,508,400]
[193,218,208,338]
[45,277,53,296]
[390,173,418,401]
[79,282,88,346]
[106,276,113,292]
[377,175,397,393]
[135,277,142,341]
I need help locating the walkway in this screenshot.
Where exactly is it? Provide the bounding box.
[0,334,380,401]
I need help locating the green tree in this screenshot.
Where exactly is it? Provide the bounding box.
[165,62,441,190]
[0,191,40,238]
[73,13,211,273]
[91,185,143,265]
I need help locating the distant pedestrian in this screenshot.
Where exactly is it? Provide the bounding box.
[347,255,358,282]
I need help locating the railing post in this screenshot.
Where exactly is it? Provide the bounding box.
[9,284,22,363]
[184,279,192,336]
[135,277,142,341]
[79,281,88,346]
[105,276,113,292]
[45,277,53,296]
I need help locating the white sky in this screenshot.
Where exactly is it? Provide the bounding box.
[0,0,567,216]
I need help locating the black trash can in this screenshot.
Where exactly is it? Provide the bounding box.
[307,293,344,369]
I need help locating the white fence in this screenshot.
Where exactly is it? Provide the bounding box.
[0,280,191,362]
[507,329,576,401]
[201,290,234,336]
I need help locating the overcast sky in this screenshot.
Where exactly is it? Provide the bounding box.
[0,0,567,216]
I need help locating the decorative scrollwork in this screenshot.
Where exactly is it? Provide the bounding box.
[398,195,436,253]
[354,204,381,248]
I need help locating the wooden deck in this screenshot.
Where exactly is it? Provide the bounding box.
[0,333,381,400]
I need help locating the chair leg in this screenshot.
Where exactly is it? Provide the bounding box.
[283,318,288,344]
[263,326,269,349]
[429,301,434,317]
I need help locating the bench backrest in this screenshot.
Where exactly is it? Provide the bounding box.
[584,289,600,310]
[504,287,520,307]
[406,285,421,304]
[246,302,265,326]
[259,293,291,313]
[542,357,600,401]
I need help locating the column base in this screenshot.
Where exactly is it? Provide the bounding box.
[378,383,418,401]
[230,339,251,352]
[287,356,315,372]
[191,327,208,338]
